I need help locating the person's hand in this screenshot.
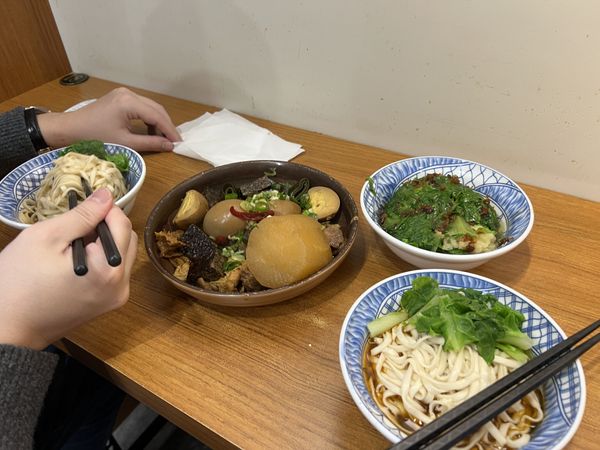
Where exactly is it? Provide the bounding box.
[0,188,137,350]
[38,87,182,152]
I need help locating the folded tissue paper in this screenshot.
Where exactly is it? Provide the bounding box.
[174,109,304,166]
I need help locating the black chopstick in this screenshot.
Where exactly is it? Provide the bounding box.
[68,190,88,276]
[81,178,122,267]
[390,319,600,450]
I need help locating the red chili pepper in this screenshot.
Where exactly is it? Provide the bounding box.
[229,206,274,221]
[214,235,229,246]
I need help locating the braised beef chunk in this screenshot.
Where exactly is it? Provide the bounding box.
[323,223,345,250]
[181,225,224,282]
[239,176,273,197]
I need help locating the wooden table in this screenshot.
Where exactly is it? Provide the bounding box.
[1,77,599,449]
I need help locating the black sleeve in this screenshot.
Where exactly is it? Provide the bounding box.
[0,344,59,449]
[0,107,38,180]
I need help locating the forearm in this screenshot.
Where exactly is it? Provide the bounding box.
[1,88,181,174]
[0,107,89,179]
[0,108,37,179]
[36,111,81,149]
[0,344,58,449]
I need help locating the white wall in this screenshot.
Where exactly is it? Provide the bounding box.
[50,0,600,201]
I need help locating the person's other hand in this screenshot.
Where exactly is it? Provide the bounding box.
[38,87,182,152]
[0,188,137,350]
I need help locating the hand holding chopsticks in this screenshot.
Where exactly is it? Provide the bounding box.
[0,183,137,351]
[68,180,122,276]
[390,319,600,450]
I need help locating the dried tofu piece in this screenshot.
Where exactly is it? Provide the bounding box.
[198,266,242,292]
[155,230,185,258]
[171,256,191,281]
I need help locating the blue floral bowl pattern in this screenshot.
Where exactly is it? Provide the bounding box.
[360,156,534,270]
[0,143,146,230]
[339,269,585,449]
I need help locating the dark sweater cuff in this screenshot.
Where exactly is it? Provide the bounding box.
[0,344,59,449]
[0,107,38,180]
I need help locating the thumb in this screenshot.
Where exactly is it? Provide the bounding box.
[53,188,114,241]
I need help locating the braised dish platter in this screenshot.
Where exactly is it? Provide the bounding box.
[144,160,359,307]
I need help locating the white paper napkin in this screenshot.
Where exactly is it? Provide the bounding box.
[174,109,304,166]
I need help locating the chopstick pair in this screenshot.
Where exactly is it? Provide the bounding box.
[390,319,600,450]
[69,178,122,276]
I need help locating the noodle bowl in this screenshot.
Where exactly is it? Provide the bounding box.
[19,152,127,224]
[365,323,544,449]
[339,270,586,450]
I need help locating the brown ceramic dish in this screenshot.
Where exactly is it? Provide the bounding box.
[144,160,359,307]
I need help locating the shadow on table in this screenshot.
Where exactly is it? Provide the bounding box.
[476,240,533,287]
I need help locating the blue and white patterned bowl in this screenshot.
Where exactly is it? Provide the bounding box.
[339,269,585,449]
[361,156,534,270]
[0,143,146,230]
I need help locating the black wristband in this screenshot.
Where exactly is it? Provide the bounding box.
[24,107,50,152]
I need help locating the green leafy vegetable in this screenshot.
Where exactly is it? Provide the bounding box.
[446,215,476,237]
[369,276,534,364]
[367,311,408,337]
[400,275,439,316]
[496,343,529,363]
[380,174,501,254]
[60,140,129,173]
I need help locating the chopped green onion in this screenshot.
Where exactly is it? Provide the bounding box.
[223,185,238,199]
[366,176,376,196]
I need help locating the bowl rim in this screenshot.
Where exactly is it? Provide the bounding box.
[338,268,587,449]
[360,155,535,262]
[0,143,146,230]
[143,160,360,305]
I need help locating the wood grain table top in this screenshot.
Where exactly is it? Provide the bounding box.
[1,77,598,449]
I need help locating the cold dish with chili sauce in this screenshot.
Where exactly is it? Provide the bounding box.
[380,173,507,254]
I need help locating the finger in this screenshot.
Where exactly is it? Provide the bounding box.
[82,240,107,271]
[83,209,135,279]
[135,94,170,121]
[103,206,133,258]
[123,231,138,276]
[134,95,182,142]
[107,232,137,309]
[46,188,113,243]
[124,134,176,153]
